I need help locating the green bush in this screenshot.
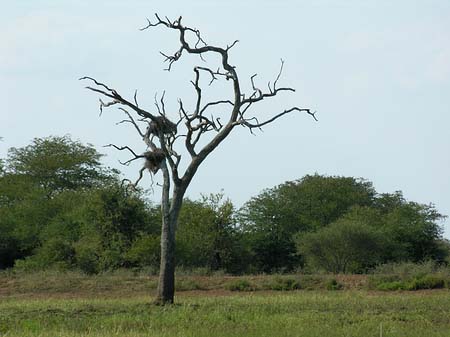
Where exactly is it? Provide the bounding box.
[14,256,46,272]
[296,220,384,274]
[376,281,406,291]
[73,238,101,275]
[125,234,160,269]
[407,275,446,290]
[12,236,75,273]
[326,278,343,290]
[375,276,447,291]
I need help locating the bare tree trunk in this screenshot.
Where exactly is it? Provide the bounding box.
[155,212,176,304]
[155,165,184,305]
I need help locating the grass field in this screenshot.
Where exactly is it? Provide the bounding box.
[1,272,450,337]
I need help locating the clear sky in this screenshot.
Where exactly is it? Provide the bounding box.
[1,1,450,236]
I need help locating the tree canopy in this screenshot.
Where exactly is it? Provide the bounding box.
[0,136,123,269]
[4,136,114,196]
[239,174,377,271]
[0,137,447,274]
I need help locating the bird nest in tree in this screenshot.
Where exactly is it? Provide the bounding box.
[148,116,177,136]
[144,149,166,173]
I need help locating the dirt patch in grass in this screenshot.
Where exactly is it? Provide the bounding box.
[335,274,368,288]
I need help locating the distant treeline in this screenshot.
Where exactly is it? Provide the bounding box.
[0,136,448,274]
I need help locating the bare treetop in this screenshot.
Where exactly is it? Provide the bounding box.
[81,14,315,191]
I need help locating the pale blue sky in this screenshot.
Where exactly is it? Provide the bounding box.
[1,1,450,236]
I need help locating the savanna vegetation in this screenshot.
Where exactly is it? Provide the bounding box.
[1,281,450,337]
[2,136,450,336]
[0,136,448,275]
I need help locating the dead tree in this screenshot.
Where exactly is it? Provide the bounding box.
[81,14,316,305]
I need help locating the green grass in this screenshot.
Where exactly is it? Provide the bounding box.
[1,271,450,336]
[1,291,450,337]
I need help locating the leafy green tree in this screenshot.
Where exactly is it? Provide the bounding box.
[375,192,446,262]
[0,136,153,270]
[313,193,447,265]
[239,174,376,272]
[5,135,114,196]
[241,228,298,273]
[125,234,161,270]
[343,193,447,263]
[74,185,159,271]
[12,184,159,273]
[296,219,385,273]
[176,194,246,273]
[0,136,109,268]
[0,176,52,268]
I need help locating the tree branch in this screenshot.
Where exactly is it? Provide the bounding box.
[238,107,318,130]
[83,14,315,197]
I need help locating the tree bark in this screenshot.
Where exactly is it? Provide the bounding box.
[154,165,184,305]
[154,212,177,304]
